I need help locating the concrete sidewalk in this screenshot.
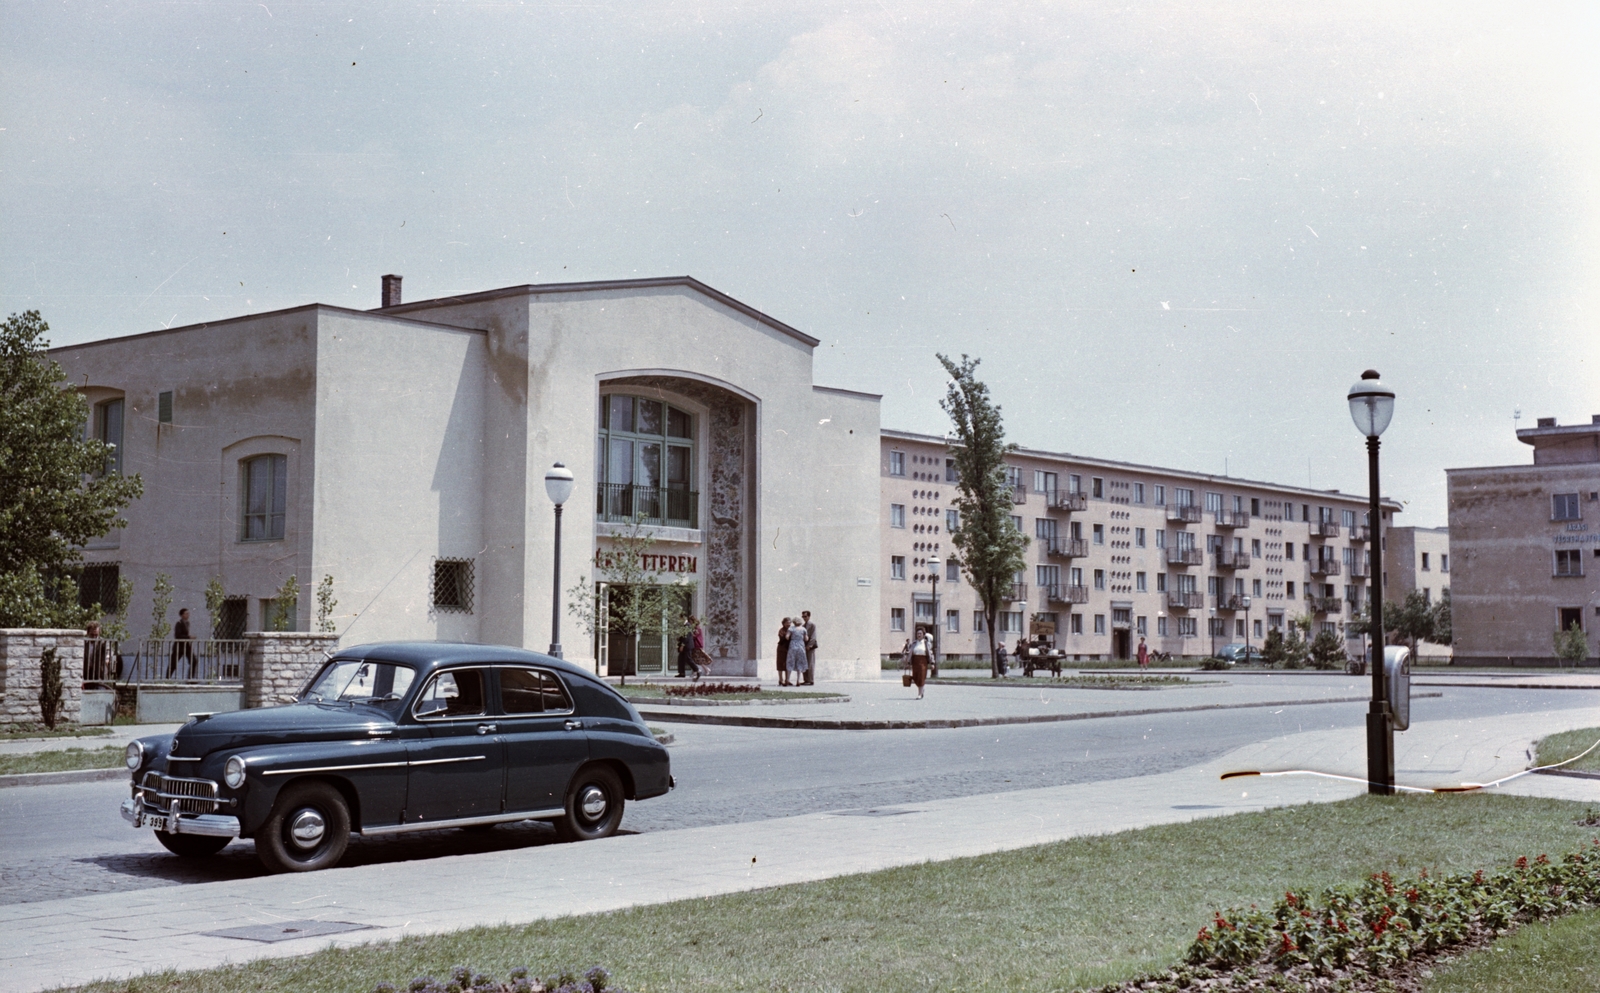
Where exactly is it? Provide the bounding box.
[4,706,1596,993]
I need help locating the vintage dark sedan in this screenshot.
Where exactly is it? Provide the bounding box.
[119,642,673,872]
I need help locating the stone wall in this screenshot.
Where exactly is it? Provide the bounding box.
[0,629,86,726]
[242,632,340,708]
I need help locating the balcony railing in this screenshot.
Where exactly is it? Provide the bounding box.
[1011,485,1027,505]
[1166,591,1204,610]
[1046,536,1089,559]
[1048,490,1088,512]
[1348,525,1371,542]
[1309,559,1342,577]
[1045,584,1090,604]
[1166,504,1202,524]
[1215,595,1247,611]
[1009,582,1029,602]
[1347,561,1370,578]
[597,483,699,528]
[1166,547,1204,566]
[1309,521,1341,538]
[1308,596,1343,615]
[1213,510,1250,529]
[1214,550,1251,569]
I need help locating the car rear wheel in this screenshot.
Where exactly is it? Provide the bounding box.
[154,831,230,858]
[555,765,624,842]
[256,781,351,873]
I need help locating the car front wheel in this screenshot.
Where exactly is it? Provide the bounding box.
[154,831,230,858]
[555,765,624,842]
[256,781,351,873]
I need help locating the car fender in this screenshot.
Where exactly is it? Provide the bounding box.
[225,737,411,836]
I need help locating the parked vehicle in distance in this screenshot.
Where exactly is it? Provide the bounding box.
[1213,643,1264,666]
[120,642,673,873]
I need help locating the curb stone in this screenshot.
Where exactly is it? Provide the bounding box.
[637,692,1442,731]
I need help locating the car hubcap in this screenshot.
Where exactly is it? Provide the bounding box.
[289,808,326,849]
[579,785,608,820]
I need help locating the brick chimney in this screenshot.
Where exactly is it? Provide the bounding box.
[381,274,402,308]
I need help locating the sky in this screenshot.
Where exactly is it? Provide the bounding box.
[4,1,1598,527]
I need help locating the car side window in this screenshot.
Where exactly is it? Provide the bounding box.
[413,668,487,719]
[499,668,573,715]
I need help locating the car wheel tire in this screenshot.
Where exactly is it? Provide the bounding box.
[256,781,350,873]
[154,831,230,858]
[555,765,624,843]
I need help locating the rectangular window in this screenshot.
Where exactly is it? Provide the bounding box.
[1034,470,1057,493]
[1286,581,1296,598]
[914,599,935,623]
[1071,521,1083,540]
[945,458,958,482]
[1205,491,1223,513]
[946,560,960,583]
[1154,484,1165,505]
[94,399,125,475]
[1207,576,1222,597]
[890,608,905,632]
[1070,567,1084,586]
[1008,515,1023,532]
[1234,577,1245,596]
[1136,615,1147,635]
[1072,613,1084,635]
[1093,524,1104,545]
[1342,509,1356,529]
[1302,543,1311,561]
[1251,497,1260,516]
[157,390,173,424]
[1555,550,1584,576]
[1093,568,1106,590]
[218,597,248,640]
[1037,564,1061,587]
[1155,529,1166,549]
[1006,465,1025,490]
[1253,579,1262,596]
[946,509,960,532]
[1156,573,1166,592]
[1233,495,1243,513]
[1069,474,1082,494]
[76,562,120,612]
[1441,554,1449,573]
[1094,614,1106,635]
[1251,539,1261,556]
[1285,541,1294,560]
[1420,552,1430,571]
[889,451,905,476]
[1092,477,1104,498]
[1136,572,1147,592]
[1135,527,1146,548]
[1157,615,1169,636]
[1553,493,1580,521]
[891,556,906,580]
[432,558,475,613]
[974,611,985,633]
[1000,612,1023,635]
[1036,518,1058,540]
[890,504,906,528]
[1175,487,1195,507]
[1303,504,1311,522]
[1134,483,1145,504]
[242,453,288,541]
[947,610,960,633]
[1178,617,1197,637]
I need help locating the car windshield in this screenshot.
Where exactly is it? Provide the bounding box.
[300,660,416,713]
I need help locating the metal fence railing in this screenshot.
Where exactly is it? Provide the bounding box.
[83,638,248,685]
[596,483,698,528]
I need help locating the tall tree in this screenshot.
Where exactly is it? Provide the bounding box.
[938,354,1028,677]
[1385,590,1436,658]
[1429,589,1452,646]
[0,311,143,627]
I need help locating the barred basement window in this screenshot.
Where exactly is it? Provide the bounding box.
[77,562,120,612]
[433,558,475,613]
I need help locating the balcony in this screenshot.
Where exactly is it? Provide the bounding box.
[1166,504,1202,524]
[1309,559,1342,577]
[1215,595,1247,611]
[1348,524,1371,542]
[597,483,699,529]
[1049,490,1088,512]
[1009,582,1029,602]
[1309,521,1341,538]
[1045,584,1090,604]
[1012,485,1027,505]
[1308,596,1343,615]
[1166,547,1204,567]
[1046,536,1089,559]
[1166,591,1204,610]
[1213,510,1250,529]
[1214,550,1251,569]
[1347,561,1370,579]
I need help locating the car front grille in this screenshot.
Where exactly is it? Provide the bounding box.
[138,771,220,816]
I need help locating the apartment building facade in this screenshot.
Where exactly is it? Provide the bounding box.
[880,430,1401,661]
[1382,526,1452,660]
[1446,415,1600,665]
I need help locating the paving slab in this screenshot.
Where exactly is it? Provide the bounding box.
[4,705,1596,992]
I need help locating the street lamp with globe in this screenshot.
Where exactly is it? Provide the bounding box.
[544,463,575,658]
[1348,370,1396,795]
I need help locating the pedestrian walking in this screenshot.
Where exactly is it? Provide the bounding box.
[785,616,809,684]
[167,607,195,679]
[905,626,932,699]
[995,640,1009,678]
[1136,636,1150,671]
[688,615,710,680]
[675,630,693,678]
[776,617,792,686]
[801,610,818,685]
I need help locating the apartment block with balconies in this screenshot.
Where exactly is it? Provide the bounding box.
[880,429,1401,661]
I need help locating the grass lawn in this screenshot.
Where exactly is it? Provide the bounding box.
[52,793,1600,993]
[1424,906,1600,992]
[0,722,112,740]
[1534,726,1600,773]
[0,745,124,776]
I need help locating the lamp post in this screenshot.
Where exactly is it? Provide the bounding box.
[1242,595,1253,663]
[544,462,575,658]
[1208,607,1218,657]
[927,554,941,668]
[1348,370,1396,795]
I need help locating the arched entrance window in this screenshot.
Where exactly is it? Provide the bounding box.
[596,395,696,527]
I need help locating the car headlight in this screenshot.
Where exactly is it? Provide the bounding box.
[124,740,144,770]
[224,755,246,789]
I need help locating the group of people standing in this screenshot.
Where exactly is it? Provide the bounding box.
[776,611,817,686]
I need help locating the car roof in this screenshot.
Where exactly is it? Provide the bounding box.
[333,641,604,685]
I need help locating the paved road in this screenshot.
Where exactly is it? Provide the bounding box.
[4,685,1596,905]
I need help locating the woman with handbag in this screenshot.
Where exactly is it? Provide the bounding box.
[777,617,792,686]
[785,616,809,683]
[688,615,711,680]
[906,626,932,699]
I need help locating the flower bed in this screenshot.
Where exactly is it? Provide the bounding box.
[375,965,625,993]
[1081,839,1600,992]
[663,681,759,698]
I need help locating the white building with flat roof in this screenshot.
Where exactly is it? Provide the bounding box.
[52,276,884,680]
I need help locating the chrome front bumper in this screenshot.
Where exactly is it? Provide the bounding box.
[121,796,241,837]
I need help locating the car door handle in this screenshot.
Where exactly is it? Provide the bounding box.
[564,719,583,731]
[477,723,498,734]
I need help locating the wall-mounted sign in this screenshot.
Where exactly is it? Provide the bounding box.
[593,548,699,574]
[857,578,872,587]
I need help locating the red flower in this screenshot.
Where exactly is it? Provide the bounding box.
[1516,856,1529,870]
[1536,854,1549,865]
[1278,933,1296,955]
[1405,888,1419,903]
[1197,926,1211,942]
